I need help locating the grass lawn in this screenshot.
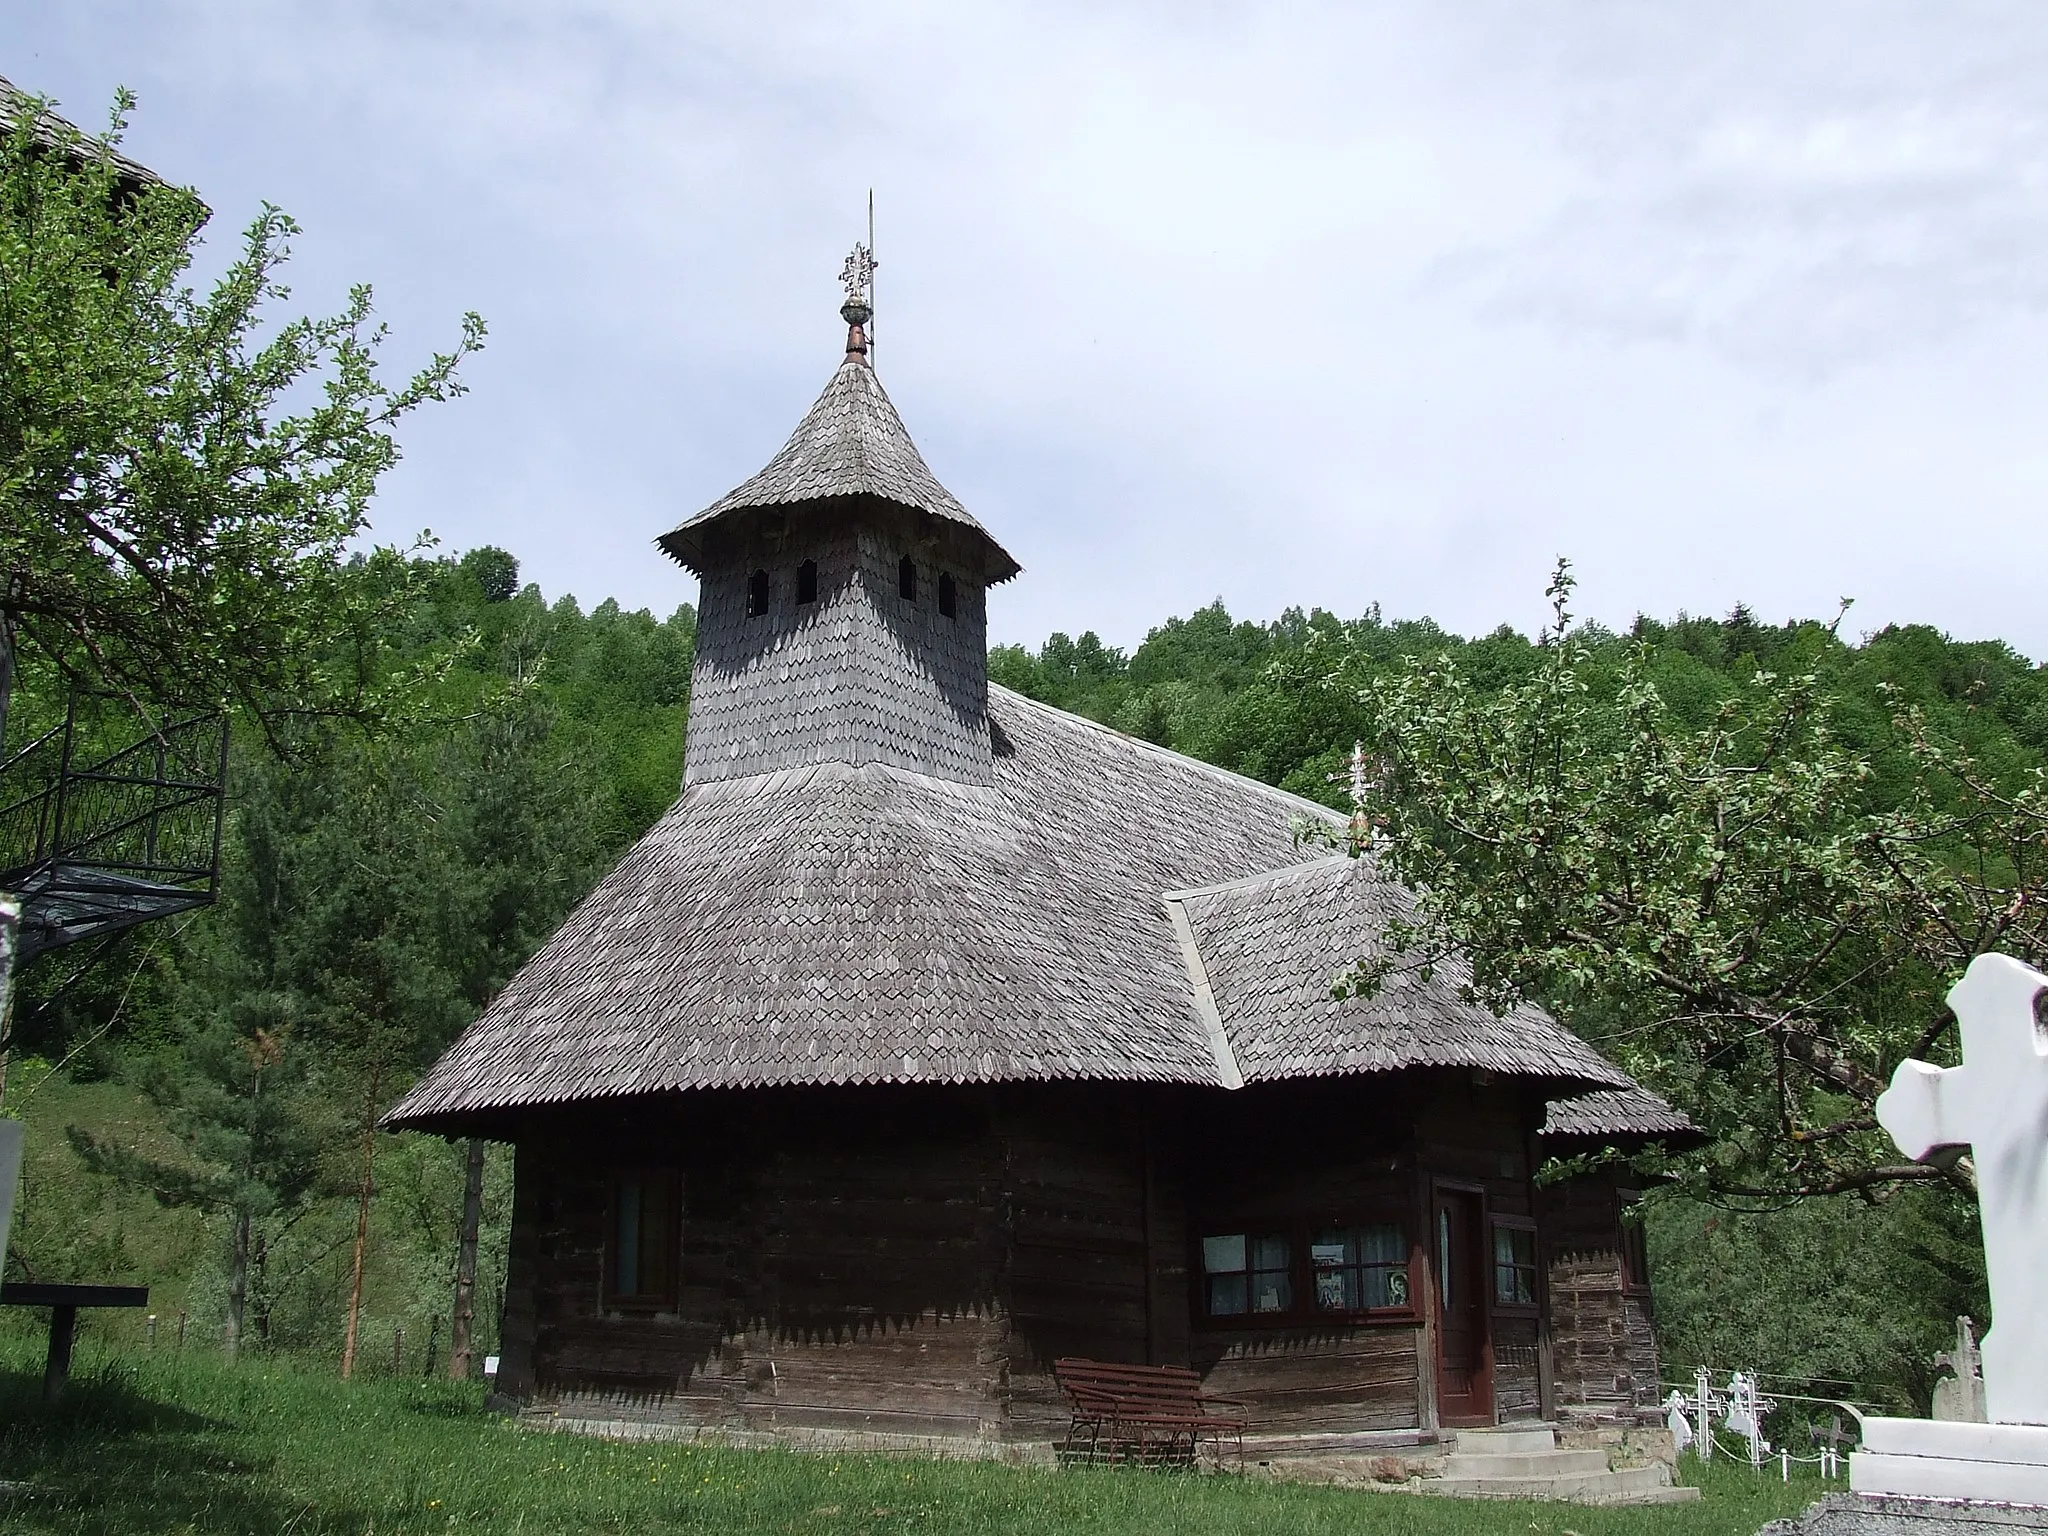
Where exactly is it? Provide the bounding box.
[0,1339,1826,1535]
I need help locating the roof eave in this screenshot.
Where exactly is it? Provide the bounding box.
[655,497,1022,584]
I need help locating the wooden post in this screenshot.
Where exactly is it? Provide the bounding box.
[1530,1129,1558,1422]
[340,1068,381,1380]
[42,1304,77,1401]
[1139,1111,1156,1366]
[449,1137,486,1379]
[1414,1163,1440,1435]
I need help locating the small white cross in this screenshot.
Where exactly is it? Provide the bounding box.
[1876,952,2048,1426]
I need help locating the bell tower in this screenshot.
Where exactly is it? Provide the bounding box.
[658,249,1021,789]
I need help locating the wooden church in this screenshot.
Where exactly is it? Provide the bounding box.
[387,272,1695,1458]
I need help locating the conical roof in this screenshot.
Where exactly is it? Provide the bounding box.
[657,331,1021,582]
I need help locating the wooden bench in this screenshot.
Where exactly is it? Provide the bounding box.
[1053,1357,1247,1469]
[0,1283,150,1402]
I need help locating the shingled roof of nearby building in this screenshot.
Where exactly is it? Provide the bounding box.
[655,333,1022,583]
[0,75,172,196]
[386,687,1636,1129]
[1541,1086,1702,1145]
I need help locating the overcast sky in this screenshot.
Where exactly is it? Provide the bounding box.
[14,3,2048,655]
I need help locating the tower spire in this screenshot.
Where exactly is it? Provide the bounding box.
[838,242,876,364]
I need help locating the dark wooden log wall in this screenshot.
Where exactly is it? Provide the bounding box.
[1178,1079,1436,1434]
[500,1088,1009,1442]
[999,1090,1162,1443]
[1193,1330,1423,1434]
[1537,1171,1663,1421]
[491,1073,1612,1446]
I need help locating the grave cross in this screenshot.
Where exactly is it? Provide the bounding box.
[1930,1315,1985,1423]
[1875,952,2048,1426]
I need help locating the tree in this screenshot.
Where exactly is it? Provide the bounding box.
[0,86,484,745]
[69,999,332,1356]
[1331,563,2047,1204]
[459,547,521,604]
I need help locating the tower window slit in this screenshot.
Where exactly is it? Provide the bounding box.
[938,572,956,619]
[898,556,917,602]
[797,559,818,605]
[747,569,769,617]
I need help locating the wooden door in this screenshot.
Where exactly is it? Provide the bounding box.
[1433,1188,1493,1425]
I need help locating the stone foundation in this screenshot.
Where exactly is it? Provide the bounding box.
[1556,1422,1677,1470]
[1764,1493,2048,1535]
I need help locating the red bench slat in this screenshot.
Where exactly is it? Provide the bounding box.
[1052,1357,1247,1469]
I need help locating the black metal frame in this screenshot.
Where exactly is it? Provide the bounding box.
[0,698,228,962]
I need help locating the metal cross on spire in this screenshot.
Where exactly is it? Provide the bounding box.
[839,243,876,307]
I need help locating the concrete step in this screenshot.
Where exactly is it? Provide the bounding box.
[1428,1462,1700,1506]
[1450,1425,1558,1456]
[1449,1433,1556,1458]
[1440,1448,1611,1479]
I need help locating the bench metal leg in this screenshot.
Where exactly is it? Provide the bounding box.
[43,1305,77,1402]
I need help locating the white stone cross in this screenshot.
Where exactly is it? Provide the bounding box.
[1876,952,2048,1426]
[1724,1371,1774,1460]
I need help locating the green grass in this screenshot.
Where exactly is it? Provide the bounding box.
[0,1338,1827,1535]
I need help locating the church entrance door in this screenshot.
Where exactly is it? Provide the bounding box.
[1433,1185,1493,1426]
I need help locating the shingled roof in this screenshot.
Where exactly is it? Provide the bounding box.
[0,75,173,197]
[388,688,1636,1130]
[1541,1086,1703,1146]
[656,343,1022,583]
[390,282,1681,1136]
[1167,859,1631,1090]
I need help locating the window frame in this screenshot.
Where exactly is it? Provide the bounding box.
[1309,1222,1415,1315]
[1192,1218,1420,1330]
[746,569,770,618]
[937,571,957,619]
[1489,1216,1540,1316]
[1199,1231,1294,1320]
[796,559,819,606]
[1617,1189,1652,1294]
[603,1168,683,1312]
[897,555,918,602]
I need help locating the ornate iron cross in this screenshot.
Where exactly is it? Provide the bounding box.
[839,243,876,305]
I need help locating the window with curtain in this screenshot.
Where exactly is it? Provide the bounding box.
[1198,1220,1416,1324]
[1492,1222,1538,1307]
[1201,1233,1292,1317]
[1311,1223,1410,1311]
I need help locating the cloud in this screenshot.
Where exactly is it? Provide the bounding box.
[16,1,2048,657]
[1439,6,2048,377]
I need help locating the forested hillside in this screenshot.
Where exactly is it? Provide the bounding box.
[6,559,2029,1410]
